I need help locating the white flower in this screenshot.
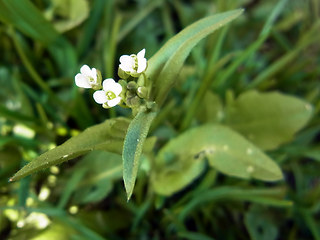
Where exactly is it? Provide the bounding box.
[75,65,101,89]
[119,49,147,77]
[93,79,123,108]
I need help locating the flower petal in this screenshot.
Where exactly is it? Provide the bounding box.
[137,49,145,59]
[80,65,92,76]
[90,68,97,81]
[102,78,116,91]
[107,97,121,107]
[119,55,130,64]
[119,55,134,72]
[112,82,123,96]
[137,58,147,73]
[75,74,92,88]
[93,90,107,104]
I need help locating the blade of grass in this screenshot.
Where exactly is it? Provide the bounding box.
[260,0,289,37]
[0,0,57,44]
[213,0,288,92]
[35,103,50,130]
[57,167,87,209]
[18,161,31,207]
[21,83,67,128]
[0,104,37,124]
[11,70,34,116]
[0,206,66,216]
[9,28,56,99]
[58,216,106,240]
[0,0,76,74]
[117,0,163,43]
[300,208,320,240]
[178,187,292,221]
[70,91,95,129]
[180,51,234,131]
[246,20,320,89]
[161,2,175,40]
[78,165,122,187]
[77,0,107,57]
[104,14,122,78]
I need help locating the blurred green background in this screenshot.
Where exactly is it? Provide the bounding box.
[0,0,320,239]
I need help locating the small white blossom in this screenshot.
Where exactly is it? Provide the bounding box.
[75,65,101,89]
[119,49,147,77]
[93,79,123,108]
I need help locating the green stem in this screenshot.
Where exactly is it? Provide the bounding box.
[300,208,320,240]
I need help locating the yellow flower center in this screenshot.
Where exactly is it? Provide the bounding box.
[106,91,116,100]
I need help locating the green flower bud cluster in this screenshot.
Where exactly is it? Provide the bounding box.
[116,49,149,109]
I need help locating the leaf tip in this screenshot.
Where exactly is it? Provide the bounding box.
[268,169,284,182]
[126,194,132,202]
[237,8,245,16]
[125,182,133,201]
[9,171,22,182]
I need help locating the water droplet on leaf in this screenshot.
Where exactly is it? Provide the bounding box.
[247,165,254,173]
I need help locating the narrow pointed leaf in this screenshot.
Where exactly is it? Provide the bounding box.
[144,9,243,104]
[123,109,157,200]
[10,118,130,181]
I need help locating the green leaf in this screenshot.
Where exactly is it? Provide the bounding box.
[122,109,157,200]
[145,9,243,105]
[0,0,76,74]
[152,124,282,196]
[151,152,206,196]
[10,118,130,181]
[304,148,320,162]
[0,0,58,44]
[225,91,314,150]
[197,91,223,124]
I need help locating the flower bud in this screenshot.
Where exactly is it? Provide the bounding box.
[118,67,129,80]
[127,81,138,92]
[136,86,148,99]
[126,96,141,107]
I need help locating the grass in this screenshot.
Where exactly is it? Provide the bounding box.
[0,0,319,239]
